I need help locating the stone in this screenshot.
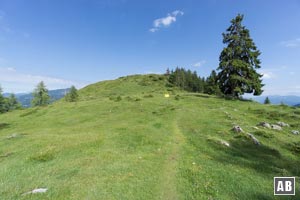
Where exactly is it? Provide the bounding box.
[271,124,282,131]
[291,130,300,135]
[6,133,18,139]
[247,133,260,145]
[220,140,230,147]
[22,188,48,196]
[232,126,244,133]
[276,122,290,127]
[258,122,271,129]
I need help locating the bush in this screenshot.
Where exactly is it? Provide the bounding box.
[65,86,79,102]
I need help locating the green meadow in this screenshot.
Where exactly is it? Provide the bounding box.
[1,74,300,199]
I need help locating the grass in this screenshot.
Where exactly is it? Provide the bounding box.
[0,74,300,199]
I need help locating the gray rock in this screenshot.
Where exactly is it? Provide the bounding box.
[220,140,230,147]
[291,130,300,135]
[247,133,260,145]
[258,122,271,129]
[6,133,18,139]
[276,122,290,127]
[22,188,48,196]
[271,124,282,131]
[232,126,243,133]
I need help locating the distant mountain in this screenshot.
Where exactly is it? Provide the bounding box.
[4,88,70,108]
[251,95,300,106]
[295,104,300,107]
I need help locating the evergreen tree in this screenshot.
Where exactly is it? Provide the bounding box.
[7,94,21,110]
[168,67,205,93]
[165,68,170,76]
[31,81,50,106]
[65,86,79,102]
[264,96,271,104]
[217,14,264,98]
[0,86,6,113]
[205,70,221,95]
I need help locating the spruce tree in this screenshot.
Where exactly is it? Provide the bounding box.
[217,14,264,98]
[8,94,21,110]
[31,81,50,106]
[205,70,221,95]
[264,96,271,104]
[0,86,6,113]
[65,86,79,102]
[168,67,205,93]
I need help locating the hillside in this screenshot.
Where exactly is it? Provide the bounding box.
[1,74,300,199]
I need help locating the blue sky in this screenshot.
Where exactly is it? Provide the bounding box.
[0,0,300,95]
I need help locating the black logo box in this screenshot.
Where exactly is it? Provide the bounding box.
[274,177,295,195]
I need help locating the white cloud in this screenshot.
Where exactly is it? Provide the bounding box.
[6,67,16,72]
[261,71,276,79]
[281,38,300,47]
[149,28,158,33]
[261,86,300,96]
[172,10,184,16]
[193,60,206,67]
[149,10,184,32]
[0,67,87,93]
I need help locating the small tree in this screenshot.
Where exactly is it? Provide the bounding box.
[31,81,50,106]
[264,96,271,104]
[168,67,205,93]
[205,70,221,95]
[217,14,264,98]
[165,68,170,76]
[0,86,6,113]
[65,86,79,102]
[7,94,21,110]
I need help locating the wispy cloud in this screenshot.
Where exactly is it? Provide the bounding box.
[280,38,300,47]
[0,67,88,93]
[192,60,206,67]
[261,85,300,96]
[261,71,276,79]
[149,10,184,32]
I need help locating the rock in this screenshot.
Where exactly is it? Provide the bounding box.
[220,140,230,147]
[6,133,18,139]
[258,122,271,129]
[22,188,48,195]
[291,130,300,135]
[232,126,243,133]
[252,126,259,130]
[276,122,290,127]
[247,133,260,145]
[271,124,282,131]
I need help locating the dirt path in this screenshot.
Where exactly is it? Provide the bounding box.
[159,119,185,200]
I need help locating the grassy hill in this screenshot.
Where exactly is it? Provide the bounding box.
[1,74,300,199]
